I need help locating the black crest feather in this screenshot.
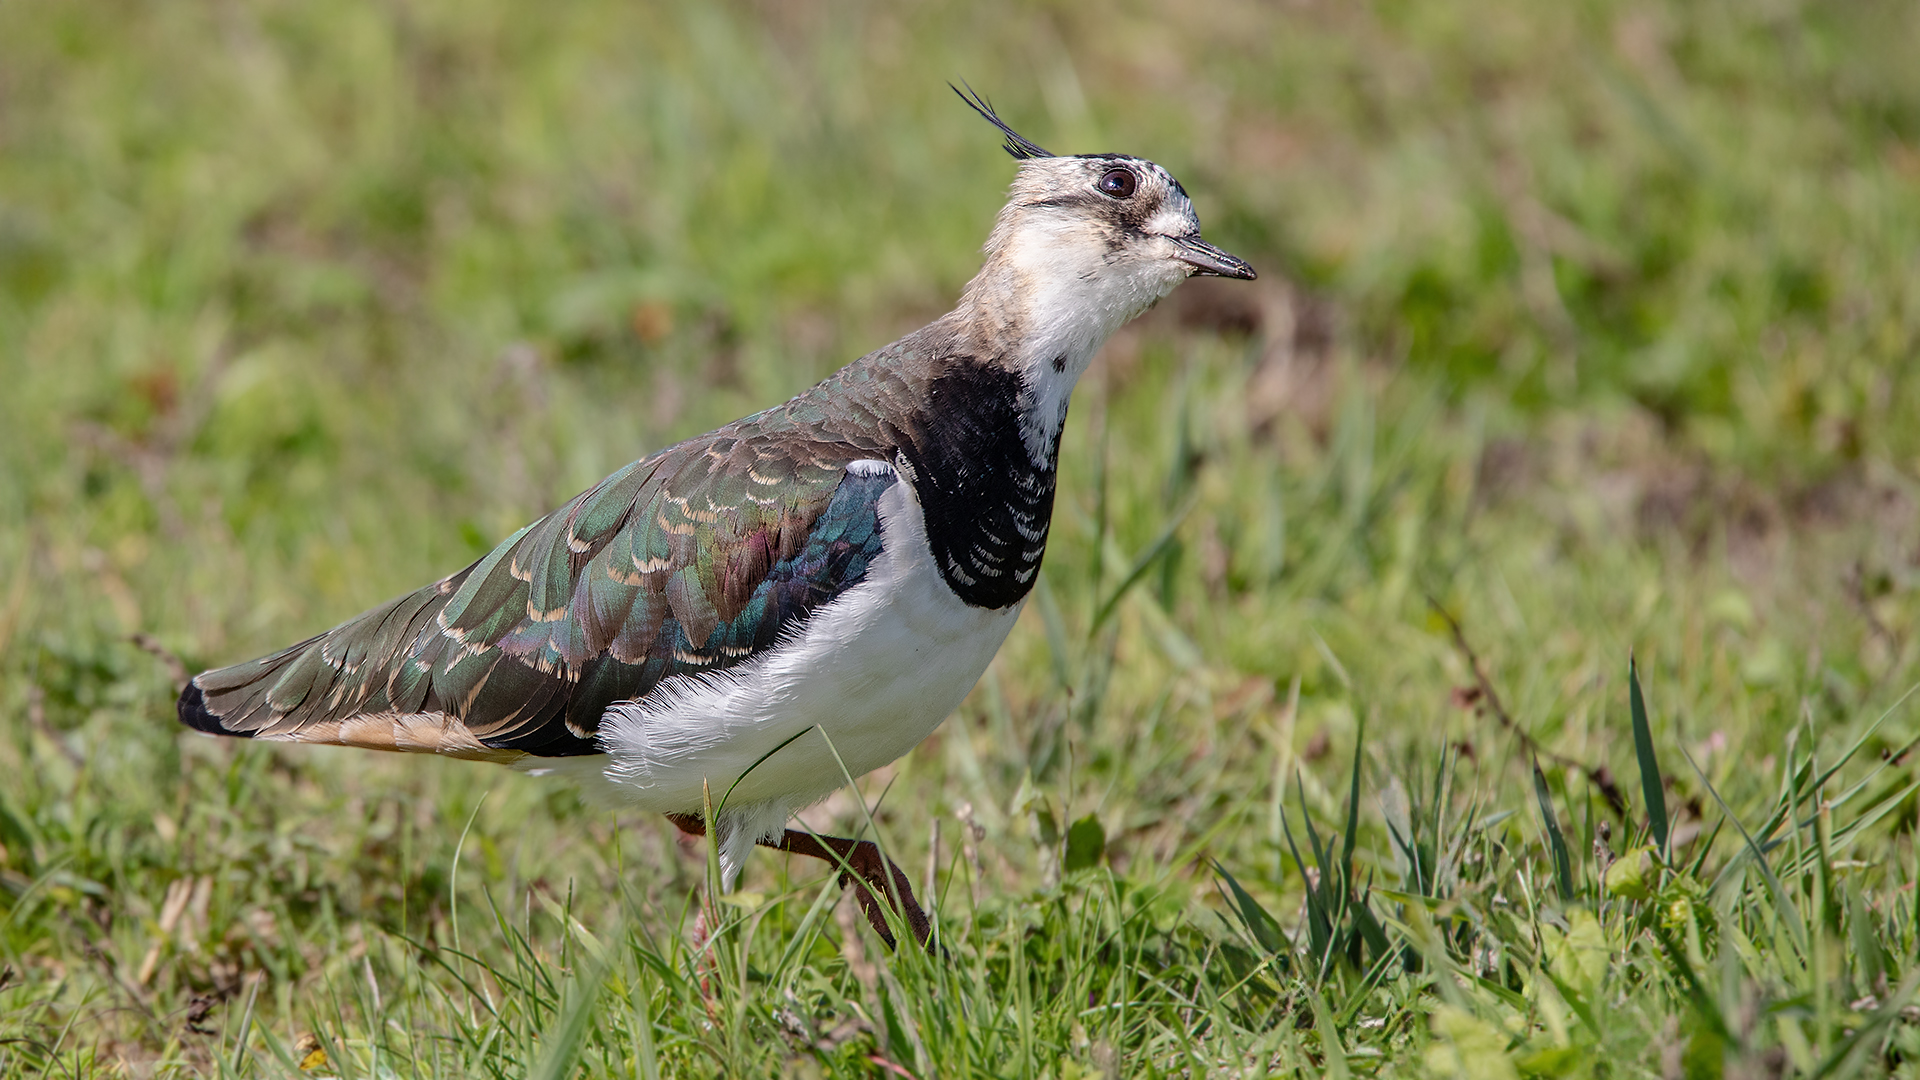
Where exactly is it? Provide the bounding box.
[950,82,1053,161]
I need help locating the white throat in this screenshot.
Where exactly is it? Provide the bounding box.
[979,222,1190,461]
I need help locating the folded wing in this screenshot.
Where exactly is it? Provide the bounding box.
[180,435,897,760]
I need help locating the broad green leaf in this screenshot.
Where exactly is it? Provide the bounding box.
[1423,1006,1520,1080]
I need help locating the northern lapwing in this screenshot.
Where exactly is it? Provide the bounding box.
[177,88,1255,948]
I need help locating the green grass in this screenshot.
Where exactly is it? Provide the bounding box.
[3,0,1919,1075]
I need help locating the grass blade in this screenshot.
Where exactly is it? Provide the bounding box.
[1279,799,1333,965]
[1340,712,1367,877]
[1089,492,1197,634]
[1629,656,1668,853]
[1650,923,1730,1039]
[1533,757,1576,902]
[1305,984,1352,1080]
[530,950,608,1080]
[1809,969,1920,1080]
[1687,747,1810,957]
[1214,860,1289,961]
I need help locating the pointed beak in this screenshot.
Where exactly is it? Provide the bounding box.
[1172,234,1257,280]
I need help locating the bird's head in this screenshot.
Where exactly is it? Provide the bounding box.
[952,86,1255,377]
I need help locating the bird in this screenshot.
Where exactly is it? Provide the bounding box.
[176,87,1255,949]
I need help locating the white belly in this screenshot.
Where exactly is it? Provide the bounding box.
[533,475,1020,882]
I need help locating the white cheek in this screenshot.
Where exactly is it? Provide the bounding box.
[1145,208,1193,237]
[1005,223,1107,282]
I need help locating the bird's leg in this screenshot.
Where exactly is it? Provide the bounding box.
[662,813,931,951]
[765,829,932,951]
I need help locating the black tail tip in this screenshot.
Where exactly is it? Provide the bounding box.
[177,680,245,737]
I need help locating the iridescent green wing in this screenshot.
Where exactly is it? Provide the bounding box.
[180,431,896,758]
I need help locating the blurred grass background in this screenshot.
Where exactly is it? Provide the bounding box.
[2,0,1919,1075]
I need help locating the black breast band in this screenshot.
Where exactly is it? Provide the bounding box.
[897,360,1058,610]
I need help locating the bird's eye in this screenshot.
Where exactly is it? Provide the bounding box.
[1097,168,1137,199]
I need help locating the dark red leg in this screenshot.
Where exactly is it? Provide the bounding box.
[663,813,932,950]
[769,829,932,950]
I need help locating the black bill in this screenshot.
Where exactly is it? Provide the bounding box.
[1172,235,1257,280]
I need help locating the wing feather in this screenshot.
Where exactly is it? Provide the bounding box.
[438,525,533,644]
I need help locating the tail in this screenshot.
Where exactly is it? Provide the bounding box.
[173,555,600,761]
[177,677,243,737]
[172,575,548,761]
